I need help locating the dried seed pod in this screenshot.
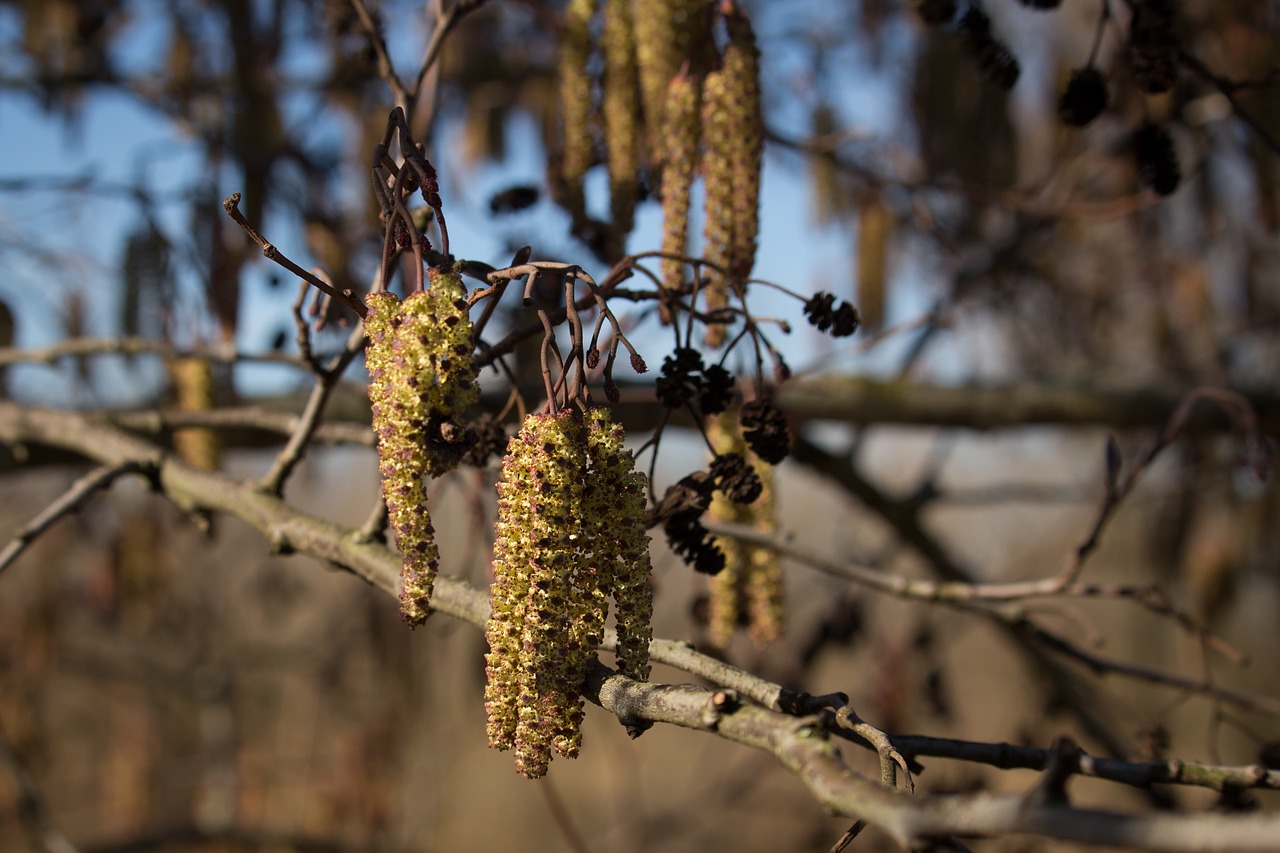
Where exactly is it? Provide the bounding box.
[1134,122,1180,197]
[604,0,641,237]
[740,398,790,464]
[659,71,701,323]
[558,0,596,221]
[1058,67,1108,127]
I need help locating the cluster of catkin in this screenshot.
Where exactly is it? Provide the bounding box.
[365,269,479,626]
[706,410,782,648]
[557,0,762,339]
[484,408,653,779]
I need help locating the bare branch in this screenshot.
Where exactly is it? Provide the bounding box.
[0,462,146,577]
[3,402,1280,850]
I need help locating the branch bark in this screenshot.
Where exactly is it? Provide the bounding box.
[3,401,1280,850]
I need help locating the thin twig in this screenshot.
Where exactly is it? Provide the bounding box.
[256,324,368,495]
[0,462,145,577]
[223,194,368,319]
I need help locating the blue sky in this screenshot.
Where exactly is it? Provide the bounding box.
[0,0,938,406]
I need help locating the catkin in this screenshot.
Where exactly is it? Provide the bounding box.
[722,3,762,283]
[603,0,641,237]
[633,0,710,163]
[700,64,734,347]
[659,71,701,323]
[365,274,478,627]
[706,410,782,649]
[558,0,596,222]
[484,408,653,778]
[586,407,654,682]
[366,291,440,627]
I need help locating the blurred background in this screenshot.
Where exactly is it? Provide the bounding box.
[1,0,1279,850]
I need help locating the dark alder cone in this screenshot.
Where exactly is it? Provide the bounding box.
[1058,67,1108,127]
[740,399,789,464]
[656,347,705,408]
[959,8,1020,90]
[659,472,726,575]
[699,364,735,416]
[1134,122,1180,197]
[710,452,762,504]
[803,291,861,338]
[914,0,956,25]
[1128,0,1179,94]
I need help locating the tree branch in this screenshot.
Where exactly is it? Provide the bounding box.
[3,401,1280,849]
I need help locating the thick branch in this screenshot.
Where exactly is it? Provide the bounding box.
[778,377,1280,434]
[3,402,1280,849]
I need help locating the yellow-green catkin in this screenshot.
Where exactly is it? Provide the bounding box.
[633,0,709,163]
[743,457,781,646]
[722,2,762,283]
[484,408,654,779]
[169,356,219,471]
[659,71,701,324]
[365,275,478,627]
[603,0,641,238]
[706,411,748,647]
[700,63,734,348]
[558,0,596,223]
[419,268,481,476]
[586,407,653,682]
[706,411,782,649]
[366,292,439,627]
[485,412,586,778]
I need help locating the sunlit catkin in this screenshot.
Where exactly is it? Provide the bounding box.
[603,0,641,236]
[706,411,748,647]
[484,408,654,778]
[721,2,762,283]
[558,0,596,222]
[365,276,478,627]
[700,63,734,347]
[586,407,653,682]
[743,457,782,646]
[856,197,891,331]
[633,0,709,162]
[659,71,701,323]
[418,268,480,477]
[485,412,586,778]
[706,410,782,648]
[365,291,439,627]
